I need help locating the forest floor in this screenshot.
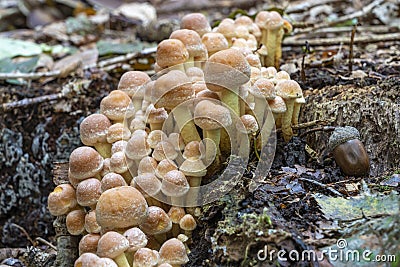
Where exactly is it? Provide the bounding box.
[0,0,399,266]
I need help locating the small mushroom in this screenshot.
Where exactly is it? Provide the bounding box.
[292,95,306,126]
[170,29,206,68]
[161,170,190,206]
[328,126,370,177]
[156,39,189,72]
[79,233,100,255]
[47,183,77,216]
[123,227,148,254]
[97,231,130,267]
[167,206,186,237]
[201,32,229,57]
[158,238,189,266]
[179,214,197,239]
[215,18,236,47]
[84,210,101,234]
[69,146,103,180]
[275,80,302,142]
[117,71,151,111]
[74,252,100,267]
[66,209,86,236]
[96,186,148,230]
[80,114,112,158]
[76,178,102,209]
[132,173,163,207]
[100,90,135,124]
[133,248,159,267]
[249,78,276,125]
[100,172,127,192]
[180,13,211,37]
[139,206,172,244]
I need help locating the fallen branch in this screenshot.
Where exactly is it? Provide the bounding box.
[1,92,64,112]
[284,32,400,46]
[0,70,61,79]
[298,177,343,197]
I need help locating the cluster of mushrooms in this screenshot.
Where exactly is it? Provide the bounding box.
[47,11,304,267]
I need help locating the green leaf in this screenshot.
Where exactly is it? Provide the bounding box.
[0,38,42,60]
[0,56,40,84]
[96,40,143,56]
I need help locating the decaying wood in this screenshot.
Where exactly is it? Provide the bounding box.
[301,79,400,176]
[52,162,79,267]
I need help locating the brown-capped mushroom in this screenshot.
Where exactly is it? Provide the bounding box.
[100,90,135,124]
[66,209,86,235]
[117,71,151,111]
[139,206,172,243]
[80,114,112,158]
[133,248,159,267]
[161,170,190,206]
[48,183,77,216]
[79,233,100,255]
[76,178,102,209]
[168,206,186,237]
[156,39,189,72]
[69,146,103,180]
[84,210,101,234]
[97,231,130,267]
[201,32,229,57]
[159,238,189,266]
[179,214,197,238]
[170,29,206,68]
[180,13,211,37]
[100,172,127,192]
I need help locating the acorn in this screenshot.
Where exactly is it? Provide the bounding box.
[328,126,370,177]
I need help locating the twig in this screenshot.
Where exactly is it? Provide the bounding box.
[294,0,385,34]
[11,223,36,246]
[292,119,334,130]
[96,47,156,68]
[35,237,57,251]
[1,92,64,112]
[283,32,400,46]
[349,24,357,72]
[298,177,343,197]
[299,126,336,138]
[0,70,61,80]
[300,41,310,82]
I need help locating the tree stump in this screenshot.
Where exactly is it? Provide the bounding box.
[300,77,400,176]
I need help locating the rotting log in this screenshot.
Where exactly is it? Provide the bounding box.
[52,162,79,267]
[300,77,400,176]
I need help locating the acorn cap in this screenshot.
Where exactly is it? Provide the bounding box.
[100,90,135,121]
[328,126,360,151]
[80,113,111,146]
[96,186,148,229]
[180,13,211,37]
[159,238,189,265]
[69,146,103,180]
[97,231,129,258]
[139,206,172,235]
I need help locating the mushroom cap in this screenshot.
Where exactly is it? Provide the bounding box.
[159,238,189,265]
[139,206,172,235]
[117,71,151,98]
[76,178,102,207]
[245,54,261,68]
[100,90,135,121]
[101,172,127,192]
[205,48,251,92]
[235,15,253,28]
[110,151,129,174]
[147,106,168,126]
[250,78,276,100]
[201,32,229,55]
[161,170,189,197]
[186,66,204,82]
[236,114,259,134]
[48,183,77,216]
[196,88,220,101]
[96,186,148,229]
[74,252,100,267]
[84,210,101,234]
[69,146,103,180]
[275,70,291,81]
[216,18,236,39]
[262,66,277,79]
[130,118,146,132]
[111,140,128,154]
[194,100,232,130]
[295,96,306,104]
[123,227,148,253]
[79,234,100,255]
[147,129,169,149]
[97,231,129,259]
[155,159,177,179]
[156,39,189,68]
[97,257,118,267]
[107,123,131,143]
[255,11,271,30]
[179,214,197,231]
[132,173,162,197]
[152,70,194,111]
[268,96,287,114]
[265,11,284,30]
[125,130,151,160]
[180,13,211,37]
[137,156,158,175]
[182,141,201,160]
[100,158,112,177]
[170,29,205,57]
[328,126,360,151]
[167,206,186,224]
[80,114,111,146]
[152,141,178,162]
[179,158,207,177]
[275,80,302,99]
[66,209,86,235]
[133,248,159,267]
